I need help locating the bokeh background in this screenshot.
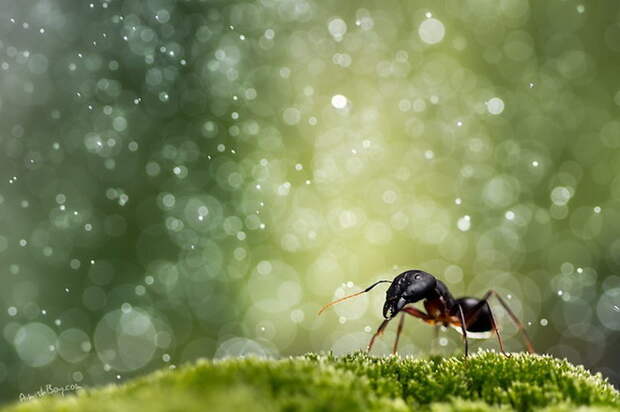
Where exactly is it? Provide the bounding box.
[1,0,620,403]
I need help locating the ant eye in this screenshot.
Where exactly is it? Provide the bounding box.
[414,274,421,280]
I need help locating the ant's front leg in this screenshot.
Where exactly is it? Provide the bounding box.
[367,318,390,352]
[400,306,435,354]
[392,314,405,355]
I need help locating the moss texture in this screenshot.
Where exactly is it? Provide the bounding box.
[3,351,619,412]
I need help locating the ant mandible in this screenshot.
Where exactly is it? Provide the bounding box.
[318,269,535,356]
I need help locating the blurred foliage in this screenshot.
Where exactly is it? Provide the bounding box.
[4,351,620,412]
[1,0,620,404]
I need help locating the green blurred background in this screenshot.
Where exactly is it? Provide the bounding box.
[1,0,619,403]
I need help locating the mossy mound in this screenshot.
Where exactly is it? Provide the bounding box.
[4,351,619,412]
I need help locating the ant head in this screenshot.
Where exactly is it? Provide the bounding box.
[382,270,437,319]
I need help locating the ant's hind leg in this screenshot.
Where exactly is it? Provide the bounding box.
[392,314,405,355]
[467,290,535,354]
[486,304,509,357]
[483,290,535,354]
[367,319,390,353]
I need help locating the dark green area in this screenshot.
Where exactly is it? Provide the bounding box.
[4,351,619,412]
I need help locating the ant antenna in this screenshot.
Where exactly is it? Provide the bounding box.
[318,280,392,315]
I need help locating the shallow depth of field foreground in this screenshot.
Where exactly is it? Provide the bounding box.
[4,351,620,412]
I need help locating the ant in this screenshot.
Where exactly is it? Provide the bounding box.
[318,269,535,356]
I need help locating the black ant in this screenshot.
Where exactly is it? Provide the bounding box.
[318,269,535,356]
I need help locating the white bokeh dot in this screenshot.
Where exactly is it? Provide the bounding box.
[331,94,348,109]
[486,97,505,115]
[419,18,445,44]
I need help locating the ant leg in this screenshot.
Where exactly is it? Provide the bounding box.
[488,291,535,354]
[392,314,405,355]
[401,306,431,321]
[400,307,435,353]
[467,290,535,354]
[367,319,390,353]
[457,304,469,357]
[486,306,509,357]
[369,305,429,354]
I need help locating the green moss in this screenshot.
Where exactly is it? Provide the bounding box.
[3,351,618,412]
